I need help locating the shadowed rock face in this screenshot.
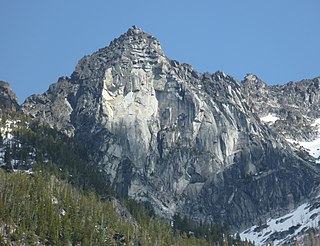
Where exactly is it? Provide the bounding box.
[0,81,20,115]
[22,27,320,231]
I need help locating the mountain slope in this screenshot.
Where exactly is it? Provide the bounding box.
[0,169,215,245]
[0,92,251,245]
[22,26,320,232]
[242,74,320,142]
[0,81,20,116]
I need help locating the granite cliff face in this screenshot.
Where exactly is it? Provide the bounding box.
[22,27,320,231]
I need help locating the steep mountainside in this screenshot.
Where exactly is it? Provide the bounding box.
[242,74,320,141]
[242,74,320,168]
[240,75,320,244]
[0,81,20,115]
[22,27,320,232]
[0,84,252,245]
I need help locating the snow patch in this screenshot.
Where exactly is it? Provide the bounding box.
[12,169,34,175]
[285,118,320,160]
[299,138,320,159]
[287,137,320,163]
[260,114,279,125]
[0,119,20,143]
[311,118,320,127]
[240,201,320,245]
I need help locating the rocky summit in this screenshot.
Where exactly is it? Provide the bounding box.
[22,26,320,232]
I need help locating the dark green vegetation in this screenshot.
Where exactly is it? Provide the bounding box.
[0,115,254,245]
[1,115,109,195]
[0,170,254,245]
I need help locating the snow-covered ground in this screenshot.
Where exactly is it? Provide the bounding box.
[240,201,320,245]
[260,114,279,125]
[298,138,320,160]
[287,137,320,161]
[311,118,320,127]
[286,118,320,163]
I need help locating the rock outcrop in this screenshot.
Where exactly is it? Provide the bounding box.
[22,27,320,231]
[242,74,320,141]
[0,81,20,115]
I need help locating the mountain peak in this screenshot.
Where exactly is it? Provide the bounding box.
[71,26,165,82]
[21,28,320,239]
[242,73,268,88]
[125,25,154,39]
[127,25,144,35]
[244,73,259,81]
[107,26,164,56]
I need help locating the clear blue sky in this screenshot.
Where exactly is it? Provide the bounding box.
[1,1,320,102]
